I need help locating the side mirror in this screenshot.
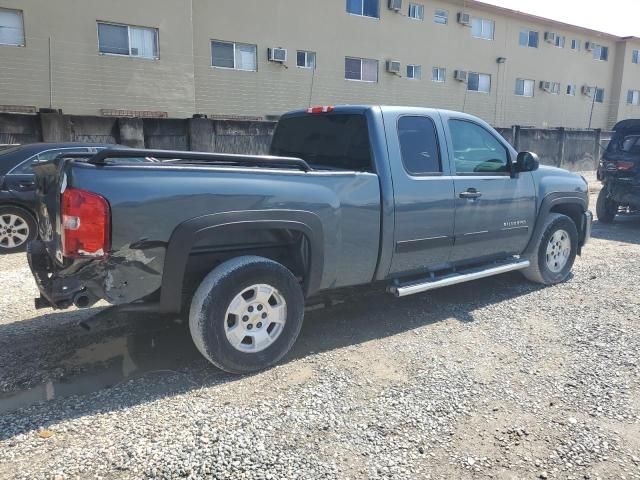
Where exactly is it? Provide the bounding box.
[516,151,540,173]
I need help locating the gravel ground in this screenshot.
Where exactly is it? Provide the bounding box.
[0,182,639,480]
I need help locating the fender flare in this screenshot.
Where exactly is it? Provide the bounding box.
[159,210,324,313]
[523,193,587,258]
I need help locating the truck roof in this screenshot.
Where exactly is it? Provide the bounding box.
[281,105,488,123]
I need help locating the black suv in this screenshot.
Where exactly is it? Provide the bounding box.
[597,120,640,223]
[0,143,117,253]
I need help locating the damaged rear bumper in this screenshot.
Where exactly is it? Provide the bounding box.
[27,240,87,309]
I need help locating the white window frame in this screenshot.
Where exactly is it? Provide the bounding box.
[571,39,580,51]
[554,35,566,48]
[406,64,421,79]
[408,3,424,20]
[628,90,640,105]
[471,17,495,41]
[515,79,534,97]
[519,29,538,48]
[0,7,25,47]
[550,82,561,95]
[97,21,159,60]
[434,9,448,24]
[345,57,378,82]
[296,50,316,69]
[211,40,257,71]
[467,72,491,93]
[346,0,380,19]
[566,84,576,96]
[632,49,639,64]
[431,67,446,83]
[592,44,609,61]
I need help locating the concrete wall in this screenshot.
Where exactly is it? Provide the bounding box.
[0,112,605,170]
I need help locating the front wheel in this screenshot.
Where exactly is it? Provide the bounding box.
[0,206,37,254]
[189,256,305,374]
[522,213,578,285]
[596,188,618,224]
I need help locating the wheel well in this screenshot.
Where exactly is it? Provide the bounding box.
[182,228,311,299]
[549,203,582,231]
[0,203,36,221]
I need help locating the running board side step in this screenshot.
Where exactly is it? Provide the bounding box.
[389,260,530,298]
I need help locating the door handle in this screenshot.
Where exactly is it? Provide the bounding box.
[459,189,482,199]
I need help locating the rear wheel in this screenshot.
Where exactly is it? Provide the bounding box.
[596,188,618,224]
[0,206,37,254]
[522,213,578,285]
[189,256,305,374]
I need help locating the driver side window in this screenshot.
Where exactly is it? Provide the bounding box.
[449,119,509,174]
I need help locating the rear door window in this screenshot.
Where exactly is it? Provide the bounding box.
[270,114,373,171]
[397,116,441,175]
[11,147,93,174]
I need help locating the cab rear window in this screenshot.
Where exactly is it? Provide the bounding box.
[270,114,373,172]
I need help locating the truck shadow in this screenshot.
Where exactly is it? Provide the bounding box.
[0,271,542,440]
[590,215,640,245]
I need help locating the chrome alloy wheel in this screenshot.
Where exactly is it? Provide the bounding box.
[0,214,30,250]
[546,229,571,273]
[224,284,287,353]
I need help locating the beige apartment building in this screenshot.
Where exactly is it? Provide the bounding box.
[1,0,639,129]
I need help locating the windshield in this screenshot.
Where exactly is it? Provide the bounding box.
[270,113,373,172]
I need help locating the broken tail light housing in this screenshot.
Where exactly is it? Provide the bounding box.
[61,188,111,259]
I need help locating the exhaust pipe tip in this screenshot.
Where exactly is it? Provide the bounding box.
[72,292,94,309]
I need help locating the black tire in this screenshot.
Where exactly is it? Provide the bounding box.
[522,213,578,285]
[596,188,618,224]
[189,256,305,374]
[0,206,37,254]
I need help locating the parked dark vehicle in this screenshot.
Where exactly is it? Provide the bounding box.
[596,119,640,223]
[0,143,120,253]
[27,106,592,373]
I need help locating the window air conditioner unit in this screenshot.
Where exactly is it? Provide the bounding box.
[581,85,592,96]
[388,0,402,11]
[268,47,288,63]
[457,12,471,26]
[454,70,468,82]
[584,41,593,51]
[539,81,552,92]
[544,32,557,43]
[386,60,401,74]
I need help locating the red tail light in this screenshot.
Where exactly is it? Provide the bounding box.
[61,188,110,258]
[616,161,635,171]
[307,105,335,114]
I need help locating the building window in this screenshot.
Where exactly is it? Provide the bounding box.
[632,50,639,64]
[571,39,580,51]
[346,0,379,18]
[432,67,446,82]
[212,41,257,71]
[345,57,378,82]
[471,17,494,40]
[554,35,566,48]
[0,8,24,46]
[592,45,609,61]
[407,64,422,79]
[408,3,424,20]
[515,79,534,97]
[434,9,448,24]
[566,84,576,96]
[297,50,316,69]
[468,72,491,93]
[519,29,538,48]
[594,88,605,103]
[628,90,640,105]
[97,22,159,59]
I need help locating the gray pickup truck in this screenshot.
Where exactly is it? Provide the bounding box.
[28,105,592,373]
